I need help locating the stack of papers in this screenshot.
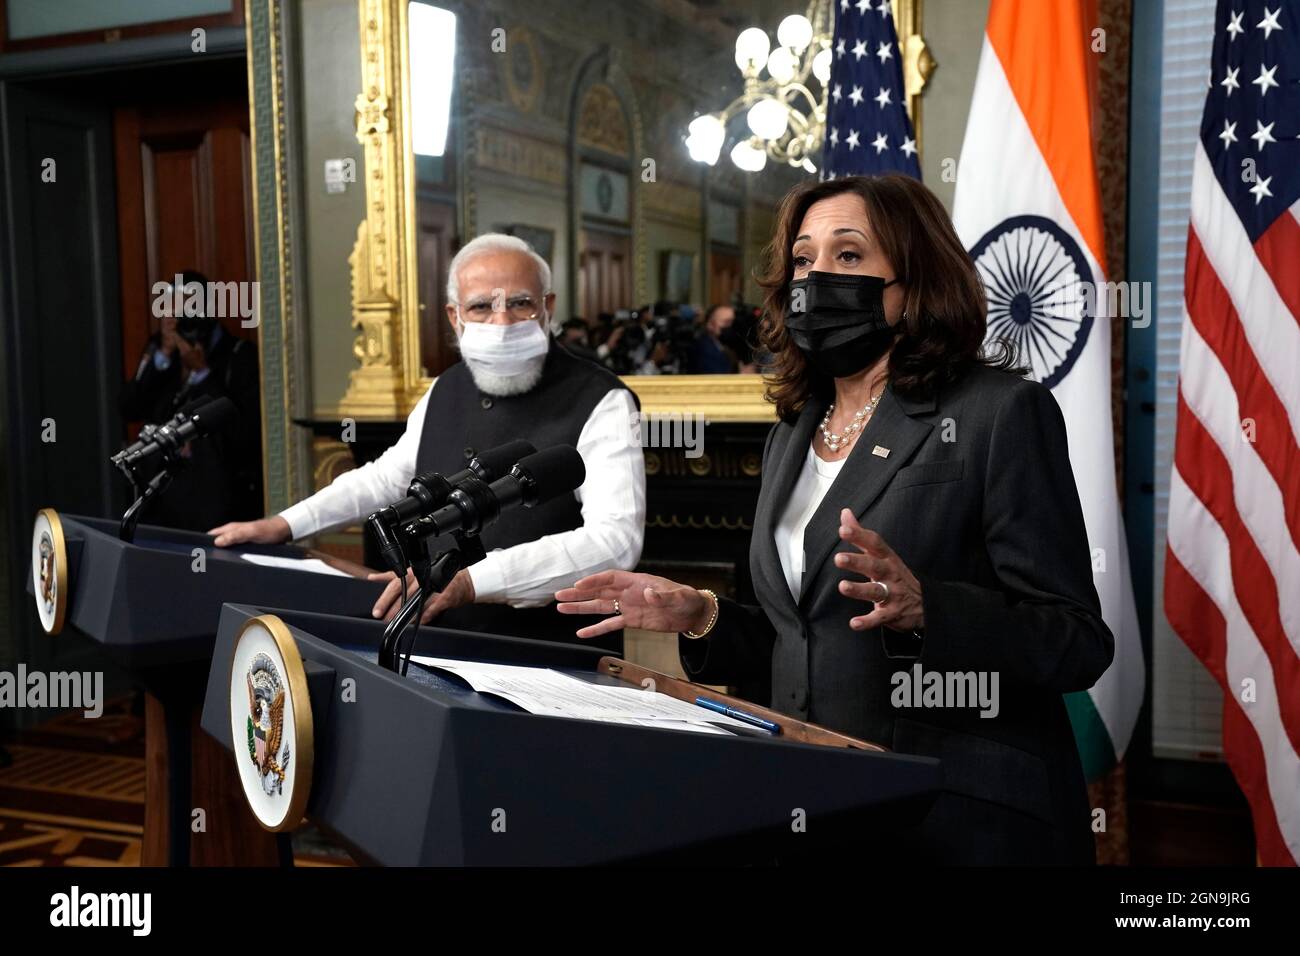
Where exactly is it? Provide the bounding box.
[410,656,757,736]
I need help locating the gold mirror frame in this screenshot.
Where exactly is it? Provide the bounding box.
[340,0,932,422]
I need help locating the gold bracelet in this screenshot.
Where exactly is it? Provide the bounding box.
[683,589,719,639]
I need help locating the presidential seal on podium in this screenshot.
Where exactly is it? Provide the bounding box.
[229,614,314,831]
[32,508,68,635]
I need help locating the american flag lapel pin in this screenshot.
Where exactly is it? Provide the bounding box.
[872,445,890,458]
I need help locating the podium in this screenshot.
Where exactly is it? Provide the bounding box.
[200,604,942,865]
[27,512,383,866]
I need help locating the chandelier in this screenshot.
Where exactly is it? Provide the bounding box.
[684,0,834,174]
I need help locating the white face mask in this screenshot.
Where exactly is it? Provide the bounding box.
[456,316,550,384]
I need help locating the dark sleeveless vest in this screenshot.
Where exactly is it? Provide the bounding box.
[413,342,636,649]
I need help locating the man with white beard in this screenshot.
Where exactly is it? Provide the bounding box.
[211,234,645,647]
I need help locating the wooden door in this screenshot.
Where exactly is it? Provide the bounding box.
[579,227,631,317]
[709,248,742,307]
[114,90,253,380]
[416,196,456,376]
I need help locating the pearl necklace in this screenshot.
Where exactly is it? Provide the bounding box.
[819,389,883,453]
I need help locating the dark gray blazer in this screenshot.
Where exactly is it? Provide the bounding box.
[680,364,1114,864]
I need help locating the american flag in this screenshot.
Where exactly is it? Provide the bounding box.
[821,0,920,179]
[1165,0,1300,865]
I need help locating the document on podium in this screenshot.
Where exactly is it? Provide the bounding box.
[239,553,354,577]
[410,656,759,736]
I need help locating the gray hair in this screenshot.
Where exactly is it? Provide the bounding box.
[445,233,552,308]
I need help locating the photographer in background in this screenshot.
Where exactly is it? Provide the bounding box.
[120,270,263,531]
[596,306,652,374]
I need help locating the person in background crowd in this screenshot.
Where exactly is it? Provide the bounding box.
[596,307,653,374]
[728,304,764,373]
[119,270,262,531]
[687,303,741,373]
[559,316,599,363]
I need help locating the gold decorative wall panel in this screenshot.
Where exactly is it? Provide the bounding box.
[340,0,425,418]
[576,83,631,155]
[644,179,704,226]
[474,127,567,186]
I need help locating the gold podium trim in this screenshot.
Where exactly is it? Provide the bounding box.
[230,614,315,833]
[32,508,68,636]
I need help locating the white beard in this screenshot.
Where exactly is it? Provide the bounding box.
[463,355,546,396]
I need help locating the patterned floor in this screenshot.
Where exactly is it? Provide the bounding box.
[0,697,349,866]
[0,698,145,866]
[0,808,142,866]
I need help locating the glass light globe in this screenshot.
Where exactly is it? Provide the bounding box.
[730,140,767,172]
[734,27,770,73]
[685,114,725,165]
[766,46,797,84]
[747,99,789,141]
[777,14,813,52]
[813,47,832,84]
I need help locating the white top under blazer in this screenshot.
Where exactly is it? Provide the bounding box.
[773,443,847,599]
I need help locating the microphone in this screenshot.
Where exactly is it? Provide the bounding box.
[413,445,585,541]
[367,439,536,575]
[382,440,537,526]
[115,396,236,467]
[113,397,209,464]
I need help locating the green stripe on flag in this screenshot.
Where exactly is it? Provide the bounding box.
[1065,690,1116,782]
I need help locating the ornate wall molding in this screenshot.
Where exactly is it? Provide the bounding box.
[566,47,647,307]
[499,24,544,114]
[628,375,776,422]
[894,0,936,156]
[643,178,704,227]
[474,126,567,186]
[576,83,631,155]
[337,0,428,418]
[244,0,306,509]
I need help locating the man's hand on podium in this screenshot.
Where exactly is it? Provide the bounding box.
[208,515,292,549]
[556,570,713,640]
[368,567,475,624]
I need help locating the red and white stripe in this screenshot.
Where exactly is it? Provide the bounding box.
[1166,141,1300,866]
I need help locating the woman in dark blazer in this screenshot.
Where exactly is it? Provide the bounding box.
[557,174,1114,865]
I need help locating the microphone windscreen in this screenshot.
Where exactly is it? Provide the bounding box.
[193,396,237,432]
[516,445,585,503]
[475,439,537,481]
[173,396,208,419]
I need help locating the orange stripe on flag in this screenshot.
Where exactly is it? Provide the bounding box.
[986,0,1108,274]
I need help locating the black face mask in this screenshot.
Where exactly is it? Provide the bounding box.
[785,271,901,378]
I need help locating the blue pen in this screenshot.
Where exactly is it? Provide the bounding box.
[694,696,782,735]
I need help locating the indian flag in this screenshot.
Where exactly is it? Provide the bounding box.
[951,0,1144,779]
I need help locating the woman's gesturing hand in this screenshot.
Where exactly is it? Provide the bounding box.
[556,570,712,640]
[834,508,925,633]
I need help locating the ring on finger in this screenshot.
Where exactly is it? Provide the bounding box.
[612,598,621,616]
[875,581,890,607]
